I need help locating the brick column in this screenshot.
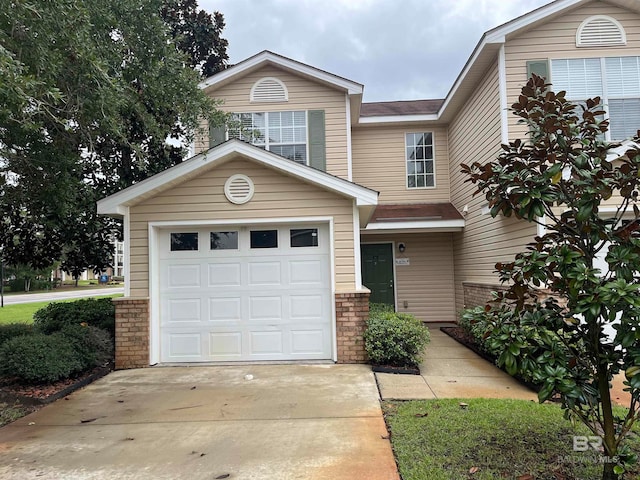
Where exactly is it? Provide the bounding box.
[335,291,370,364]
[113,297,150,370]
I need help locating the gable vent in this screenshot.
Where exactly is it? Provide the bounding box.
[577,15,626,47]
[224,174,255,205]
[250,77,288,102]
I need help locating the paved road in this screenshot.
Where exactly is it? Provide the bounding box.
[1,287,124,305]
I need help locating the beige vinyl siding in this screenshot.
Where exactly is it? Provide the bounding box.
[351,125,450,203]
[196,66,349,179]
[128,158,356,297]
[360,233,456,323]
[505,2,640,140]
[449,60,538,314]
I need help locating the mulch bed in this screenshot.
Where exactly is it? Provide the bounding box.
[0,363,113,407]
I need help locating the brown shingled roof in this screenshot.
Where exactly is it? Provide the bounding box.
[370,203,463,223]
[360,99,444,117]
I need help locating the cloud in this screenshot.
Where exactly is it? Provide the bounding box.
[201,0,551,101]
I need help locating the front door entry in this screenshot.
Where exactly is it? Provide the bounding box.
[361,243,395,308]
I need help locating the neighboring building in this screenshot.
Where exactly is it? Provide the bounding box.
[98,0,640,368]
[53,241,125,283]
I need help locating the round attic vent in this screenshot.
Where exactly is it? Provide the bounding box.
[224,174,255,205]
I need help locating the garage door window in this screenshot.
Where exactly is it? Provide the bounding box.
[250,230,278,248]
[210,231,238,250]
[290,228,318,247]
[170,233,198,251]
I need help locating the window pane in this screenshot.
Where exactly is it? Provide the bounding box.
[290,228,318,247]
[425,160,434,174]
[426,175,435,187]
[281,111,293,126]
[250,230,278,248]
[416,175,426,188]
[293,111,306,125]
[407,175,416,188]
[424,132,433,145]
[405,133,415,147]
[171,233,198,251]
[407,161,416,174]
[210,231,238,250]
[426,146,433,159]
[609,98,640,140]
[551,58,602,99]
[416,161,424,174]
[606,57,640,97]
[415,147,424,160]
[406,147,415,160]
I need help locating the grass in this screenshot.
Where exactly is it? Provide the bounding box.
[383,398,640,480]
[0,402,33,427]
[0,294,122,325]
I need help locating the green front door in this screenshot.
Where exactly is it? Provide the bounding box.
[361,243,395,308]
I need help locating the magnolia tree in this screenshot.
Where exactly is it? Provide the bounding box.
[461,74,640,480]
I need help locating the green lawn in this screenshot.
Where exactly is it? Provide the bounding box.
[0,294,122,324]
[384,398,640,480]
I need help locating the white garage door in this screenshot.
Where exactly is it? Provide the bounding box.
[158,224,333,362]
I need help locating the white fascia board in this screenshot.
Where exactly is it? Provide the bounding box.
[363,219,465,232]
[97,140,378,215]
[199,51,363,95]
[358,114,439,124]
[606,140,640,161]
[437,0,583,118]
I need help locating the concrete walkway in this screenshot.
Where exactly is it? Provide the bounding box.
[0,365,399,480]
[2,287,123,305]
[376,324,538,401]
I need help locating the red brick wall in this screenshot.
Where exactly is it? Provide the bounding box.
[462,282,507,310]
[113,297,150,370]
[335,291,370,364]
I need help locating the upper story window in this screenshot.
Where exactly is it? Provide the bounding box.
[250,77,288,102]
[406,132,435,189]
[230,111,308,164]
[576,15,626,47]
[551,57,640,141]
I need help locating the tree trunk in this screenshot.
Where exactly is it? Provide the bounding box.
[598,365,618,480]
[74,274,79,287]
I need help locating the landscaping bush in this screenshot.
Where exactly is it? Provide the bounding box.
[364,312,430,367]
[458,306,492,351]
[33,298,115,337]
[368,302,395,318]
[0,323,35,346]
[0,333,84,383]
[55,324,114,369]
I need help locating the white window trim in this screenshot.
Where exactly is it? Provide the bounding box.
[229,110,310,166]
[404,131,437,190]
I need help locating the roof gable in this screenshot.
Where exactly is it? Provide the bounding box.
[199,50,363,96]
[97,140,378,222]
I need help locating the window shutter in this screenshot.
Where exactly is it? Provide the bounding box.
[308,110,326,171]
[209,122,226,149]
[526,60,549,81]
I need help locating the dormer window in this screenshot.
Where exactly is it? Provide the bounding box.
[250,77,288,102]
[576,15,626,47]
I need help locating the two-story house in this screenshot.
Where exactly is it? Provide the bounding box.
[98,0,640,368]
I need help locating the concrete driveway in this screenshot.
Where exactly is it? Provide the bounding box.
[0,365,399,480]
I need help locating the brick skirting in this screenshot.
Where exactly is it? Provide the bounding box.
[462,282,506,309]
[113,297,150,370]
[335,291,370,364]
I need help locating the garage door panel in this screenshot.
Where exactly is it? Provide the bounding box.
[289,295,325,320]
[249,296,283,321]
[160,223,333,362]
[167,264,201,288]
[248,262,282,285]
[250,331,284,355]
[208,263,241,287]
[289,259,326,285]
[290,329,325,355]
[167,298,201,323]
[209,297,242,322]
[209,332,242,356]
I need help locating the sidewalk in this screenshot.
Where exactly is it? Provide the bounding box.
[375,324,537,401]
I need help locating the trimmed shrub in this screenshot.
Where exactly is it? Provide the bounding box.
[364,312,430,367]
[0,333,83,383]
[458,306,492,351]
[368,302,395,318]
[0,323,35,346]
[56,324,114,369]
[33,298,115,337]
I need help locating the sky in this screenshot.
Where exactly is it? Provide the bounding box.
[199,0,552,103]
